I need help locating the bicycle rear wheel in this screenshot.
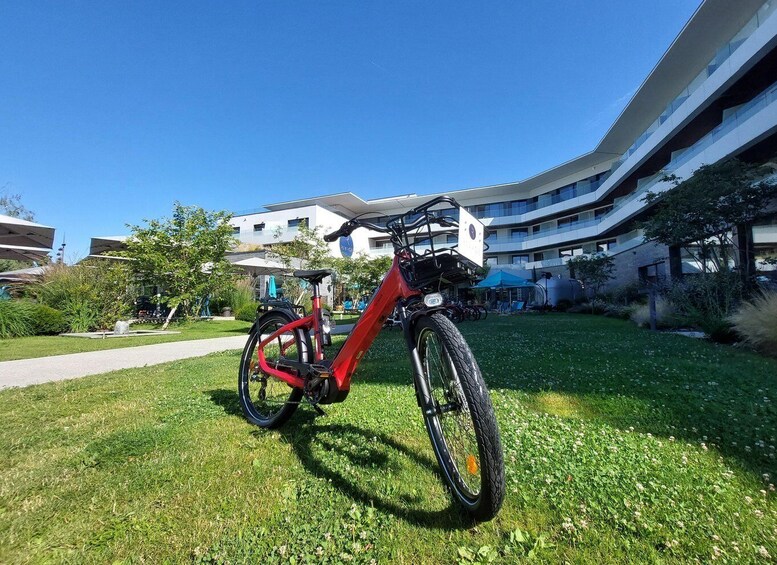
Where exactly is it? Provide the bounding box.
[238,312,310,428]
[415,313,504,521]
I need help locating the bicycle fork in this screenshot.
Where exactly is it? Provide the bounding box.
[397,303,437,417]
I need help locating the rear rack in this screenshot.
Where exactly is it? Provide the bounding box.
[257,298,307,318]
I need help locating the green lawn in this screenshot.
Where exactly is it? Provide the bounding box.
[0,320,252,362]
[1,314,776,563]
[332,313,361,326]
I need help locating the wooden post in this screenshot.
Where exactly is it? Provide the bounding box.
[649,287,657,331]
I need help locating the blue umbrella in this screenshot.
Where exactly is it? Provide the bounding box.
[268,275,277,298]
[473,270,534,289]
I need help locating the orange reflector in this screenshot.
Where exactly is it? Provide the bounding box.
[466,454,478,475]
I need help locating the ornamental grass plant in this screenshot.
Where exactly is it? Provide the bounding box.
[729,291,777,356]
[0,299,35,338]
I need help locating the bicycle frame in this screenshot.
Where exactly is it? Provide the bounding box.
[255,255,421,394]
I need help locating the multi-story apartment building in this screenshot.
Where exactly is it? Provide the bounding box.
[231,0,777,287]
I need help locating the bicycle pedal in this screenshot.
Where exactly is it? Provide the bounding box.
[310,364,331,378]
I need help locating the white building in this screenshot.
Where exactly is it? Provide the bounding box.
[230,0,777,285]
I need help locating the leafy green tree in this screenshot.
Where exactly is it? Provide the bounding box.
[271,221,332,270]
[124,203,237,329]
[641,158,777,276]
[567,253,615,310]
[270,222,334,305]
[333,253,392,303]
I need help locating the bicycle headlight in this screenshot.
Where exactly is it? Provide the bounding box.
[424,293,444,307]
[322,317,331,333]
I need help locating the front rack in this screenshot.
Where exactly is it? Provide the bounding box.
[387,196,485,291]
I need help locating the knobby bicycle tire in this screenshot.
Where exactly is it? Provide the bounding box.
[238,312,310,428]
[415,313,505,521]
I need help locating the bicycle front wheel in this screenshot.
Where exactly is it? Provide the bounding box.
[415,313,505,521]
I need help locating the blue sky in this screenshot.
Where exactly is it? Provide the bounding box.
[1,0,700,261]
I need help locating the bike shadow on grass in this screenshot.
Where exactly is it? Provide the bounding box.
[206,388,470,530]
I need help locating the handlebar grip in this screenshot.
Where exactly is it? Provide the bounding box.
[323,230,342,243]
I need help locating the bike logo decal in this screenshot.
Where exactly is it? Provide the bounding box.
[468,224,476,239]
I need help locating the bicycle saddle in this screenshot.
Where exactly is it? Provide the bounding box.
[293,269,333,284]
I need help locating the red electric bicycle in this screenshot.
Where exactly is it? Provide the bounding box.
[238,196,505,521]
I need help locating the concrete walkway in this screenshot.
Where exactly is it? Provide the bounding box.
[0,324,355,390]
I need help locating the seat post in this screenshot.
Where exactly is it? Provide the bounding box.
[310,280,324,361]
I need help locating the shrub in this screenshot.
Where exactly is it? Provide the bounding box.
[554,299,573,312]
[213,278,256,315]
[567,301,606,315]
[235,302,259,322]
[666,272,744,342]
[62,298,99,333]
[31,262,133,331]
[729,292,777,356]
[30,304,67,335]
[602,303,631,320]
[604,282,642,306]
[0,300,34,338]
[629,297,676,329]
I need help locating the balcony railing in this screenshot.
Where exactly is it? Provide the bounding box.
[608,1,777,177]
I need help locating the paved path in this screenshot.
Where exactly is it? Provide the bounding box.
[0,324,355,390]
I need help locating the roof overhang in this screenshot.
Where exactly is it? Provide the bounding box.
[597,0,766,154]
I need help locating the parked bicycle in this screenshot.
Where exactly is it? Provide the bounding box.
[444,300,488,323]
[238,196,505,521]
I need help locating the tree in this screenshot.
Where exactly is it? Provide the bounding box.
[0,189,35,221]
[333,253,393,303]
[641,158,777,278]
[270,222,334,305]
[124,203,237,329]
[567,253,615,310]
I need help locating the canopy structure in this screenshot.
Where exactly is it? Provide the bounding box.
[473,270,535,289]
[89,236,128,258]
[0,265,48,283]
[0,214,55,261]
[230,256,291,276]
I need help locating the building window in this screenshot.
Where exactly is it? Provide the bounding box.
[559,247,583,257]
[597,239,617,252]
[532,224,542,234]
[253,223,265,232]
[447,234,458,244]
[594,206,613,219]
[511,255,529,264]
[510,228,528,240]
[287,217,308,229]
[534,252,545,262]
[510,200,527,215]
[485,257,498,266]
[232,227,240,235]
[557,215,578,228]
[558,184,576,201]
[485,202,507,217]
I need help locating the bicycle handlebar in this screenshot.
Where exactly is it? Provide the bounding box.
[323,195,490,242]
